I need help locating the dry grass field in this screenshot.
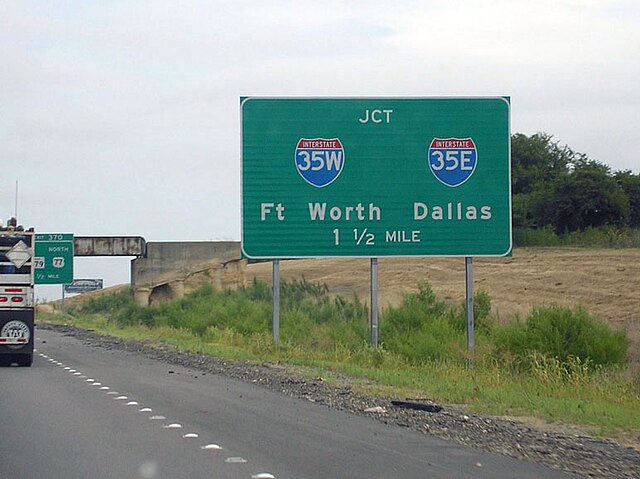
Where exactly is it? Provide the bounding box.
[246,248,640,368]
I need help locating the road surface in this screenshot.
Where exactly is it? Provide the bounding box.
[0,328,579,479]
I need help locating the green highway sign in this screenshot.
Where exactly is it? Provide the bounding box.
[241,97,511,258]
[34,234,74,284]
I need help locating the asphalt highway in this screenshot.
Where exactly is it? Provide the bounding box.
[0,328,580,479]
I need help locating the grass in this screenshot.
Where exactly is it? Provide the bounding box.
[514,226,640,248]
[39,278,640,443]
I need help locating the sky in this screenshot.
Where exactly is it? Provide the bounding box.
[1,0,639,298]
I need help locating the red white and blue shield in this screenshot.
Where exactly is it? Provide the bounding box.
[428,137,478,187]
[295,138,345,188]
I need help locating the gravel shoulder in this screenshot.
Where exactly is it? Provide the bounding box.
[39,322,640,479]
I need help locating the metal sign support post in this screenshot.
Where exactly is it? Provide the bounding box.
[61,285,65,313]
[272,259,280,343]
[370,258,379,348]
[465,257,475,368]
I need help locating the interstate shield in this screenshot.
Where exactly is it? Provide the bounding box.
[428,137,478,187]
[295,138,345,188]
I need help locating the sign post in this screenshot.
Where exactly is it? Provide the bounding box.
[465,257,475,368]
[272,260,280,343]
[34,234,74,285]
[370,258,378,348]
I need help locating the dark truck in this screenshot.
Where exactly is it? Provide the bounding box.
[0,222,35,367]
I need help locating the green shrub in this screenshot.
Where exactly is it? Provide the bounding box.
[326,306,369,349]
[380,282,469,363]
[453,289,493,333]
[529,352,596,387]
[281,309,315,343]
[241,277,271,302]
[281,276,328,306]
[514,226,561,247]
[68,278,628,382]
[382,282,447,334]
[473,290,492,325]
[382,324,463,363]
[493,305,628,368]
[514,226,640,248]
[351,341,392,368]
[114,303,156,328]
[560,227,640,248]
[75,288,134,314]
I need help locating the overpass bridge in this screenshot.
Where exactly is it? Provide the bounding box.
[130,241,243,306]
[74,237,244,306]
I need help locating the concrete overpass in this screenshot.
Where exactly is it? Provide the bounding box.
[130,241,244,306]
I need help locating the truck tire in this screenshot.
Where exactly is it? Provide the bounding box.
[17,353,33,367]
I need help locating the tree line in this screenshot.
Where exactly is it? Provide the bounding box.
[511,133,640,233]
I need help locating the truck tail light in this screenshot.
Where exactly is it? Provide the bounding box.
[11,297,23,303]
[0,297,7,302]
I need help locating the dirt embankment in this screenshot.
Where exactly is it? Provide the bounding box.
[246,248,640,367]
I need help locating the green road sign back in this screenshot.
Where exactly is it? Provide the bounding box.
[34,234,74,284]
[241,97,511,258]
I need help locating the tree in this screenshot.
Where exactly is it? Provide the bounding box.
[615,170,640,228]
[549,162,630,233]
[511,133,574,196]
[511,133,636,233]
[511,133,574,228]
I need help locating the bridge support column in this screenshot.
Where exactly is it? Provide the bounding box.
[170,280,185,300]
[133,287,151,307]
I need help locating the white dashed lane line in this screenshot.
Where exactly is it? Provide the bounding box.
[202,444,222,450]
[163,423,183,429]
[38,352,278,478]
